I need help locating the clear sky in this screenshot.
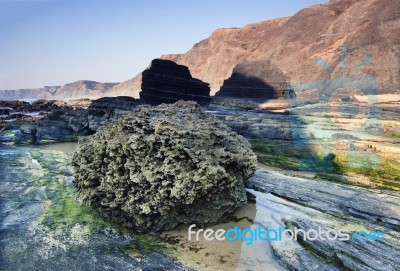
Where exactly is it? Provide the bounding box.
[0,0,325,90]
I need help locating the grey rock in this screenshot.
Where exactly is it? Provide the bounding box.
[246,170,400,271]
[72,101,257,232]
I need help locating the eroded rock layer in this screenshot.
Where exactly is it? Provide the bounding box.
[72,101,257,232]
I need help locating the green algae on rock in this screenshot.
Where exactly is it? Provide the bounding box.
[72,101,257,232]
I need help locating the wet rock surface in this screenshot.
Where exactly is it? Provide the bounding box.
[246,170,400,271]
[140,59,211,106]
[0,143,192,271]
[72,101,257,232]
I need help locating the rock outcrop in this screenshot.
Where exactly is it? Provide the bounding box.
[0,100,72,113]
[2,96,140,144]
[246,170,400,271]
[72,101,257,232]
[31,100,72,111]
[139,59,211,106]
[0,108,11,115]
[215,60,289,100]
[0,101,32,112]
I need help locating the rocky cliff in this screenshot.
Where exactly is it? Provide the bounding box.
[0,80,118,101]
[110,0,399,96]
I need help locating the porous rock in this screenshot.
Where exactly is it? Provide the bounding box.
[72,101,257,232]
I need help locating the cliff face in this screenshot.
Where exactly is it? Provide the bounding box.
[0,81,118,101]
[52,80,118,100]
[159,0,400,95]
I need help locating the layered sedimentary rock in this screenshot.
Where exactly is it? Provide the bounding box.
[72,101,257,232]
[246,170,400,271]
[140,59,211,106]
[215,60,289,100]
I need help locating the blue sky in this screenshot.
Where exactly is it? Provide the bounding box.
[0,0,324,89]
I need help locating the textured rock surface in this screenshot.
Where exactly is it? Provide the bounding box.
[140,59,211,106]
[72,101,257,232]
[246,170,400,271]
[215,60,290,100]
[0,144,192,271]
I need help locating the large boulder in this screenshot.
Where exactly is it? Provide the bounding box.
[72,101,257,232]
[31,99,71,112]
[140,59,211,106]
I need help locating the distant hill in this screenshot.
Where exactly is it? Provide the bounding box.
[0,80,118,101]
[113,0,400,96]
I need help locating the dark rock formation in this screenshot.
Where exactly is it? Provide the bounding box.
[88,96,139,114]
[140,59,211,106]
[7,120,73,144]
[0,101,32,112]
[3,113,42,122]
[31,100,72,112]
[0,100,72,112]
[72,101,257,232]
[215,60,289,101]
[84,96,141,132]
[46,96,140,137]
[1,96,140,144]
[0,108,11,115]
